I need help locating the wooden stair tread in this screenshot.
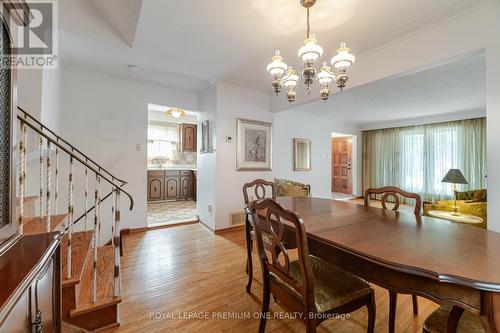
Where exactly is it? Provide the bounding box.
[62,230,94,287]
[23,214,68,235]
[24,195,38,203]
[70,245,121,317]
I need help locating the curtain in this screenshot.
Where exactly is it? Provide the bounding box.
[362,117,486,202]
[147,122,179,160]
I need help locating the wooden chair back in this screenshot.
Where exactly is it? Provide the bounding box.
[364,186,422,215]
[245,198,315,314]
[242,179,276,204]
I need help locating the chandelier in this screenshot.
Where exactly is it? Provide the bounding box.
[266,0,355,104]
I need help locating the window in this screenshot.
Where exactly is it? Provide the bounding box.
[147,122,179,162]
[363,118,486,202]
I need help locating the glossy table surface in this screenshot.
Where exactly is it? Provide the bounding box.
[276,196,500,292]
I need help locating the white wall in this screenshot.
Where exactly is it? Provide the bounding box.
[486,18,500,233]
[17,68,43,120]
[197,84,217,229]
[214,81,274,230]
[273,110,362,198]
[58,66,199,233]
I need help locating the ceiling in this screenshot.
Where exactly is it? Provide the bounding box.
[290,50,486,126]
[59,0,489,94]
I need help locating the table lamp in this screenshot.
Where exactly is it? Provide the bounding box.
[441,169,468,216]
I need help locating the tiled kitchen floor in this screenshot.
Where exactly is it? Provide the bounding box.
[147,200,198,225]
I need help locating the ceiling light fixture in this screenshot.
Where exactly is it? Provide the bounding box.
[166,108,186,118]
[266,0,355,103]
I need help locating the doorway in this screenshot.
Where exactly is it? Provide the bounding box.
[332,135,354,199]
[146,103,199,227]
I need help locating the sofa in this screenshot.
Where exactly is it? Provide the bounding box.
[274,178,311,197]
[423,189,487,228]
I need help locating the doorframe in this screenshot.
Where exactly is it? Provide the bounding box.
[331,133,358,196]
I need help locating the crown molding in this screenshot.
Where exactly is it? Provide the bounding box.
[358,0,497,56]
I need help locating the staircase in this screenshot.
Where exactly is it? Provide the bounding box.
[17,107,134,331]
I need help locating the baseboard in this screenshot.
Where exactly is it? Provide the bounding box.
[214,224,245,235]
[198,219,215,234]
[147,220,198,231]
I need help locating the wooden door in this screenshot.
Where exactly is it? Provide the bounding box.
[147,177,163,201]
[332,137,353,194]
[165,177,179,199]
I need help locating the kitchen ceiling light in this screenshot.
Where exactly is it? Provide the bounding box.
[166,108,186,118]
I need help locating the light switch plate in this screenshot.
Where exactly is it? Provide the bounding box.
[225,136,233,142]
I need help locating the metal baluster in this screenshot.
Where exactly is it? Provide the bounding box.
[18,122,26,235]
[114,189,121,297]
[67,156,74,279]
[111,181,115,246]
[84,168,88,232]
[39,135,44,218]
[98,169,102,245]
[54,145,59,214]
[46,140,51,232]
[93,175,100,303]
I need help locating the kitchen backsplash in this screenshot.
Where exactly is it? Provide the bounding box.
[149,151,197,167]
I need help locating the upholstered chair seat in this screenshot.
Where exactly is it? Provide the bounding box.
[270,255,372,313]
[423,306,484,333]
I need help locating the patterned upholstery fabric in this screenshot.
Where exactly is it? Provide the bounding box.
[274,178,310,197]
[270,255,372,313]
[423,190,487,229]
[423,306,484,333]
[456,189,485,201]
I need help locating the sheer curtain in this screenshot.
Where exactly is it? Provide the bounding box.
[362,117,486,202]
[147,122,179,161]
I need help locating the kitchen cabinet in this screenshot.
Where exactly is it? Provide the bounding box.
[180,124,197,152]
[165,171,180,199]
[147,170,196,202]
[181,171,192,199]
[147,171,164,202]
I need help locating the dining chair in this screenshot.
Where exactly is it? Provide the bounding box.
[242,179,277,293]
[246,198,376,333]
[422,305,483,333]
[364,185,422,333]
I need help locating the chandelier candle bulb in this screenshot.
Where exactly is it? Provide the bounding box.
[298,33,323,63]
[331,42,356,70]
[267,50,288,95]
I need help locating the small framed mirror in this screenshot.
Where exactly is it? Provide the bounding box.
[293,138,311,171]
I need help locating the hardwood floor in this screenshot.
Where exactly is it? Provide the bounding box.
[102,223,438,333]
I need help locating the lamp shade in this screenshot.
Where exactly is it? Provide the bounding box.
[441,169,468,184]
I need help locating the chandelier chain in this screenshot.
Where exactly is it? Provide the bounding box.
[306,8,310,39]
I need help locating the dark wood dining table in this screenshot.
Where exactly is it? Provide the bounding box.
[276,196,500,333]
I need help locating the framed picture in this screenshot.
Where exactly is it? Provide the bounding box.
[236,118,272,171]
[200,120,210,153]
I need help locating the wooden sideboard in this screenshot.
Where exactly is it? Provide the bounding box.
[0,233,62,333]
[147,170,196,202]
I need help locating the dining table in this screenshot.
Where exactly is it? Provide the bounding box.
[275,196,500,333]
